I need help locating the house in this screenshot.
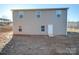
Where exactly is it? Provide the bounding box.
[12,8,68,37]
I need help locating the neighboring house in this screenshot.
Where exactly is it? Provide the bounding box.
[67,22,76,29]
[12,8,68,36]
[67,22,79,29]
[0,18,12,26]
[67,22,79,32]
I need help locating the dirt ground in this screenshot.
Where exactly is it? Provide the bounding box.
[0,24,13,54]
[1,32,79,55]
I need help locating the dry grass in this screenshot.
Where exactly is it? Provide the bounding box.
[0,24,13,52]
[0,25,12,32]
[67,28,79,32]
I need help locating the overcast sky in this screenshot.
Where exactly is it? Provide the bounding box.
[0,4,79,22]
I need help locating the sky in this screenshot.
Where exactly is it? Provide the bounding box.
[0,4,79,22]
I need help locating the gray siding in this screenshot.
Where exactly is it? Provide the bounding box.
[13,9,67,36]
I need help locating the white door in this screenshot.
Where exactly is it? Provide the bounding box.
[48,24,53,37]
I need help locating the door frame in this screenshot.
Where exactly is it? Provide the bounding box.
[48,24,53,37]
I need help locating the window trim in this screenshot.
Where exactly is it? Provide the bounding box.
[19,14,23,18]
[18,26,22,32]
[36,11,41,18]
[56,10,62,17]
[18,11,24,19]
[41,25,45,32]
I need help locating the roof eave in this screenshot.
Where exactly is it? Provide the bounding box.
[11,8,69,11]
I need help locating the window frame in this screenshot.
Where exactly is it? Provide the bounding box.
[18,26,22,32]
[56,10,62,17]
[41,25,45,32]
[35,11,41,18]
[19,14,23,18]
[17,11,24,19]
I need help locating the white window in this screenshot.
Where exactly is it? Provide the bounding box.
[18,11,24,18]
[36,11,41,18]
[56,10,62,17]
[18,26,22,32]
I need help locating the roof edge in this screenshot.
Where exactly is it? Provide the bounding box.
[11,8,69,11]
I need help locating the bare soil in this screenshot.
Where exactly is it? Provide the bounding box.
[1,32,79,55]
